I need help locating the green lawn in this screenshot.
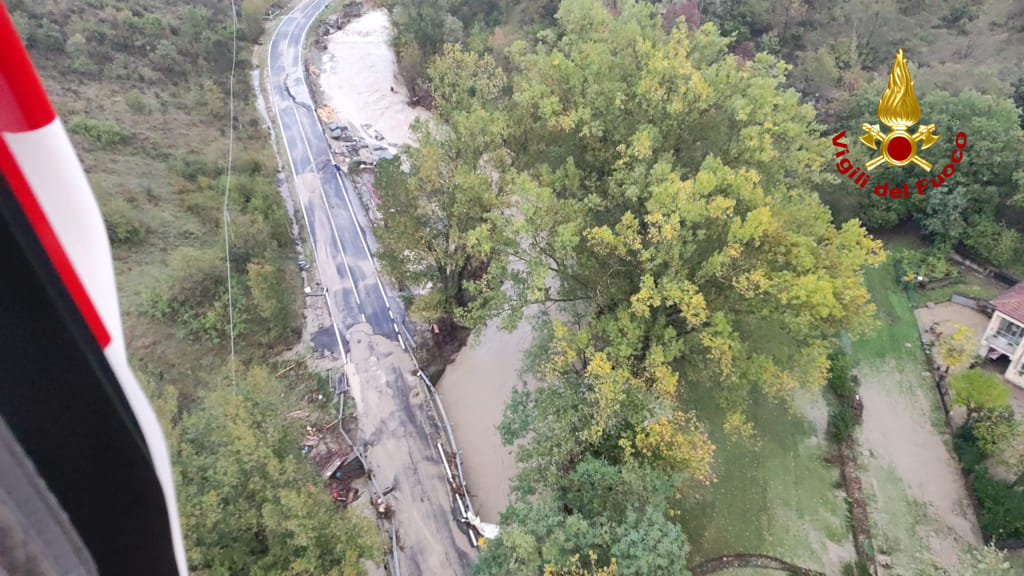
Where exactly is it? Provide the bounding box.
[1009,550,1024,571]
[676,388,852,573]
[851,253,978,573]
[916,273,1008,305]
[853,259,926,365]
[853,259,949,428]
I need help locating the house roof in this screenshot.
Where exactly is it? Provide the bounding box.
[992,283,1024,324]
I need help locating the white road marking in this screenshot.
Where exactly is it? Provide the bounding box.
[333,169,393,303]
[323,289,347,364]
[289,104,362,306]
[267,0,346,355]
[285,1,366,311]
[286,0,401,340]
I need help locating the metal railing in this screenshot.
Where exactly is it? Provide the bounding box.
[412,356,480,545]
[988,331,1022,355]
[396,331,478,531]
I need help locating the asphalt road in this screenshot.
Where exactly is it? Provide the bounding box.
[268,0,402,344]
[267,1,477,573]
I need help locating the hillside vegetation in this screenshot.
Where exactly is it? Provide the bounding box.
[9,0,379,573]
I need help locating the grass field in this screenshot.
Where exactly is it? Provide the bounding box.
[916,273,1008,305]
[854,260,928,364]
[676,387,853,574]
[1011,550,1024,571]
[853,258,957,429]
[851,253,982,573]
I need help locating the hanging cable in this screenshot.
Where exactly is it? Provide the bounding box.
[223,0,240,392]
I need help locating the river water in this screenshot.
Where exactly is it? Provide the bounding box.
[318,9,429,149]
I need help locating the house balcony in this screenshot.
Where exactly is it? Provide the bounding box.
[986,331,1023,357]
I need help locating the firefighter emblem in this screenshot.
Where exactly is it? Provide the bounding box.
[858,49,940,171]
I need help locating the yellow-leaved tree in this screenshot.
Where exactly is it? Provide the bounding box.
[936,323,976,373]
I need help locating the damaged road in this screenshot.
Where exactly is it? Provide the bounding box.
[266,0,477,573]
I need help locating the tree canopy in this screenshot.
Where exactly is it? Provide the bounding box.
[950,368,1011,419]
[169,366,380,575]
[378,0,885,571]
[373,46,513,328]
[499,0,882,439]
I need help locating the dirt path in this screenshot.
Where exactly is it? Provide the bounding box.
[857,361,981,570]
[437,317,535,523]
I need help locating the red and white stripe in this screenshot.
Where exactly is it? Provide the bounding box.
[0,7,187,575]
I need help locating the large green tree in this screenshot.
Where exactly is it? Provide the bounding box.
[474,454,692,576]
[173,366,379,575]
[950,368,1011,420]
[373,46,513,328]
[502,0,882,435]
[462,0,883,571]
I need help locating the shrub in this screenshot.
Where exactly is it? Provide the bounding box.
[247,259,298,341]
[25,18,66,52]
[171,154,222,181]
[828,402,856,444]
[954,422,1024,542]
[100,194,146,245]
[954,423,987,471]
[974,407,1019,456]
[67,118,129,148]
[826,346,860,445]
[892,247,957,285]
[827,348,856,401]
[973,472,1024,541]
[859,199,905,231]
[151,246,225,319]
[195,286,248,344]
[235,153,272,177]
[962,219,1023,269]
[228,213,273,268]
[124,91,149,113]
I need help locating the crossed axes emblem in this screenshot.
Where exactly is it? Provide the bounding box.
[858,123,940,171]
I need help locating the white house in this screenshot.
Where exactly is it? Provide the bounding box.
[978,283,1024,388]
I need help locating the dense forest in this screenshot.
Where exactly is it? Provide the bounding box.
[9,0,379,574]
[377,0,1024,574]
[388,0,1024,270]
